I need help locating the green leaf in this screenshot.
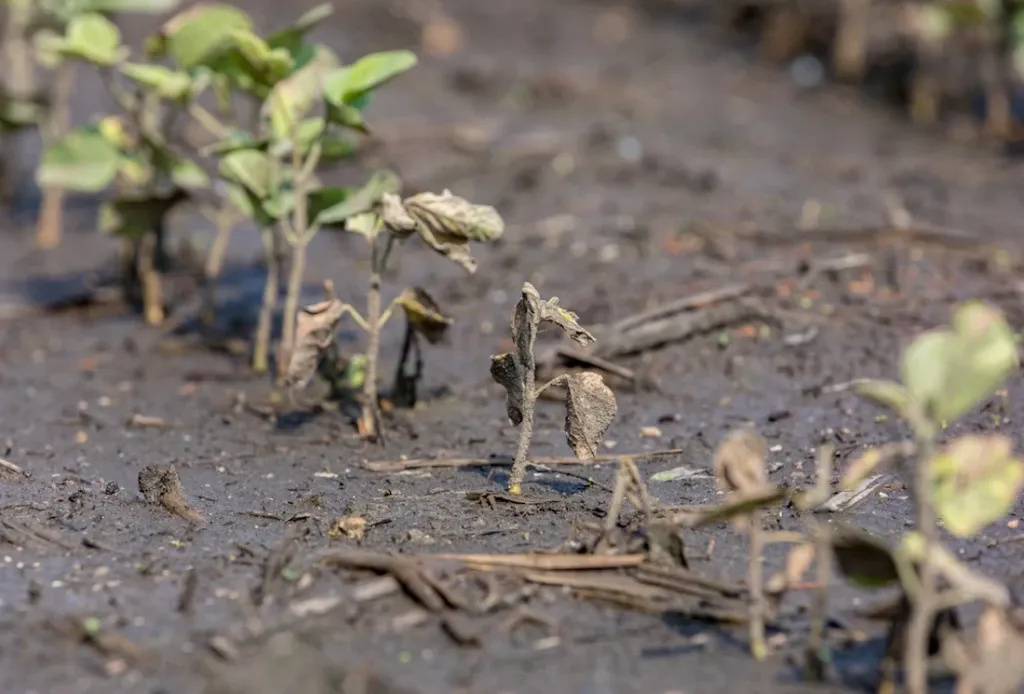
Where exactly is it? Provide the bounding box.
[201,128,267,157]
[852,379,913,418]
[265,45,337,141]
[227,29,294,84]
[99,190,189,238]
[326,101,368,134]
[322,50,417,106]
[902,301,1018,424]
[170,158,210,189]
[62,13,126,66]
[36,125,121,193]
[267,3,334,54]
[306,186,350,227]
[319,134,357,161]
[119,63,193,101]
[157,3,253,69]
[314,169,401,226]
[218,149,273,199]
[929,434,1024,537]
[79,0,181,12]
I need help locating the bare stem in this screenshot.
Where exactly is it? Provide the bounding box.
[904,431,938,694]
[1,0,35,208]
[508,349,538,496]
[36,61,74,249]
[360,232,396,442]
[277,135,312,383]
[201,202,236,326]
[805,445,834,680]
[253,227,279,373]
[138,231,164,326]
[748,514,768,661]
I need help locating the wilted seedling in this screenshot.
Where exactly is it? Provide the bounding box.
[490,282,617,495]
[848,300,1021,694]
[285,188,500,439]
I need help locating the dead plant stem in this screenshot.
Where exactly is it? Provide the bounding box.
[361,233,396,442]
[508,330,538,495]
[36,61,74,249]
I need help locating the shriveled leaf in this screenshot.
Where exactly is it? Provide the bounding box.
[929,434,1024,537]
[316,169,401,226]
[265,45,336,141]
[395,287,452,345]
[327,515,366,541]
[852,379,912,418]
[830,525,901,588]
[713,428,768,495]
[489,352,524,426]
[156,3,253,69]
[562,372,617,460]
[386,189,504,273]
[36,125,120,193]
[268,3,335,53]
[536,295,594,347]
[119,63,192,100]
[61,13,126,66]
[945,605,1024,694]
[218,149,273,199]
[285,298,347,390]
[322,50,417,106]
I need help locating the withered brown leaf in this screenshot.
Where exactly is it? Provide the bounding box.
[285,298,347,390]
[395,287,452,345]
[489,352,524,425]
[563,372,617,459]
[713,428,770,530]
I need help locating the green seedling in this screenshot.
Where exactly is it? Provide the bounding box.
[490,282,618,495]
[843,300,1022,694]
[284,186,502,440]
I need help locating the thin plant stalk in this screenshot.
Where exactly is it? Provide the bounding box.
[805,444,835,680]
[904,431,939,694]
[748,510,768,661]
[359,231,396,442]
[253,226,280,373]
[833,0,870,81]
[200,201,237,326]
[0,0,35,208]
[36,61,74,249]
[277,138,319,382]
[508,324,539,495]
[138,230,164,325]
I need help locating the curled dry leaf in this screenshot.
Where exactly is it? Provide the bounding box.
[767,541,815,594]
[490,353,524,425]
[563,372,617,460]
[396,287,452,345]
[328,515,367,541]
[381,189,504,273]
[285,298,347,390]
[714,428,769,495]
[945,605,1024,694]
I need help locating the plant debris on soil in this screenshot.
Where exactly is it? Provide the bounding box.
[4,1,1024,694]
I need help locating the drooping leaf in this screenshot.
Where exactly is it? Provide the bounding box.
[562,372,617,460]
[118,62,193,100]
[36,125,121,193]
[227,29,294,85]
[316,169,401,226]
[98,189,190,238]
[395,287,452,345]
[490,352,524,426]
[267,3,334,53]
[536,296,594,346]
[155,3,253,69]
[830,524,901,588]
[383,189,504,273]
[322,50,417,106]
[929,434,1024,537]
[285,298,348,390]
[852,379,913,418]
[61,13,126,66]
[325,101,368,134]
[217,149,273,199]
[265,45,337,141]
[344,212,379,241]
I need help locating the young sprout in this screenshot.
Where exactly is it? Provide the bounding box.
[713,427,770,661]
[490,282,617,495]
